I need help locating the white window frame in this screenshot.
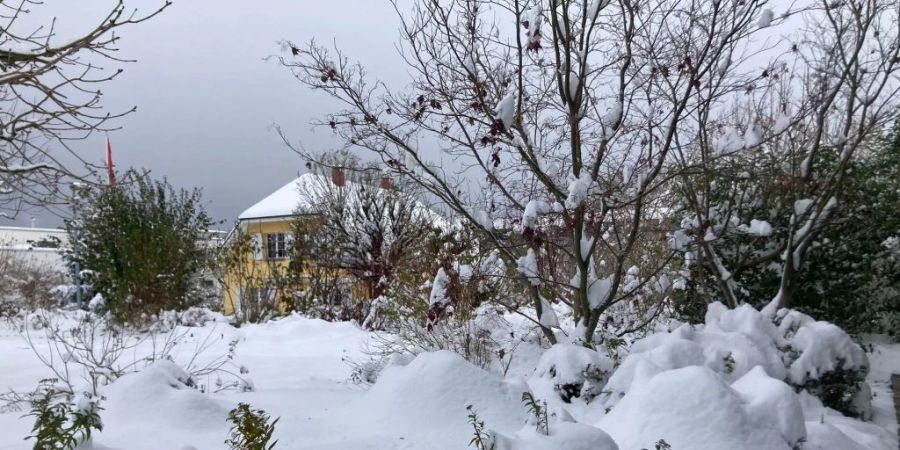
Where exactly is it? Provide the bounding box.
[266,232,289,260]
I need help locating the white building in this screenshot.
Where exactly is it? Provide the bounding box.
[0,226,69,272]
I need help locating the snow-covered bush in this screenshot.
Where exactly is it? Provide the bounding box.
[347,355,388,386]
[353,249,522,383]
[20,310,251,399]
[530,344,613,404]
[364,308,506,378]
[280,155,446,330]
[599,302,871,419]
[773,308,871,418]
[599,365,803,450]
[178,307,218,327]
[671,124,900,336]
[152,307,223,331]
[0,247,67,312]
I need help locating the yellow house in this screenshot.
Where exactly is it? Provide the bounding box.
[222,170,356,317]
[223,168,447,319]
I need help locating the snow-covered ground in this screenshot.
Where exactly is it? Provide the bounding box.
[0,309,897,450]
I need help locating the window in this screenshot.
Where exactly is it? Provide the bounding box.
[266,233,288,259]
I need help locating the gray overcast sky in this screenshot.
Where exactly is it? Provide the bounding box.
[3,0,407,229]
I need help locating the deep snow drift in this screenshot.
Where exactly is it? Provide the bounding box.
[0,304,896,450]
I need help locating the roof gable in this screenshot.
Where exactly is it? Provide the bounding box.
[237,173,325,220]
[237,173,447,228]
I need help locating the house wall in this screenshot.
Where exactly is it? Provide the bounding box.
[223,216,369,318]
[223,218,294,315]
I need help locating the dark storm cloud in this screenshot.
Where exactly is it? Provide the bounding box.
[4,0,407,228]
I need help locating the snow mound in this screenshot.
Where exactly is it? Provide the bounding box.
[799,390,895,449]
[599,366,794,450]
[731,366,805,446]
[241,312,365,340]
[804,421,870,450]
[493,422,618,450]
[100,361,229,448]
[357,351,527,443]
[603,334,706,399]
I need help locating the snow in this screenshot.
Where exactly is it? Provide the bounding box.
[867,339,900,449]
[238,172,444,226]
[525,7,542,51]
[738,219,773,237]
[568,70,580,99]
[758,9,774,28]
[429,267,451,305]
[804,421,871,450]
[564,174,591,210]
[530,344,613,403]
[493,422,619,450]
[0,306,895,450]
[718,57,731,75]
[786,319,868,385]
[0,313,375,449]
[496,90,517,130]
[600,366,794,450]
[473,209,493,231]
[358,351,528,444]
[774,112,792,133]
[238,172,327,219]
[794,198,814,217]
[522,199,550,229]
[601,101,622,128]
[713,123,765,154]
[713,127,744,154]
[731,366,806,446]
[100,361,231,448]
[517,248,542,285]
[538,298,560,328]
[88,293,105,311]
[587,275,612,309]
[587,0,611,21]
[744,123,763,148]
[596,302,891,449]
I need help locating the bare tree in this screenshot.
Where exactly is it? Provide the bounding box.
[0,0,169,218]
[293,157,442,321]
[276,0,884,345]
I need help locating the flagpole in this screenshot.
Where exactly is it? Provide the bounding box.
[106,134,117,186]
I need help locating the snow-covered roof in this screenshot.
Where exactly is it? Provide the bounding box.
[238,173,326,220]
[237,173,446,226]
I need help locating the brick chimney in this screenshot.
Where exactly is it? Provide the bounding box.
[380,176,392,190]
[331,166,345,187]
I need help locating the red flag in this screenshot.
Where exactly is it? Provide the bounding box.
[106,135,116,186]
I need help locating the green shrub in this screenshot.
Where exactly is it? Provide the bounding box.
[225,403,278,450]
[66,170,214,325]
[24,380,102,450]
